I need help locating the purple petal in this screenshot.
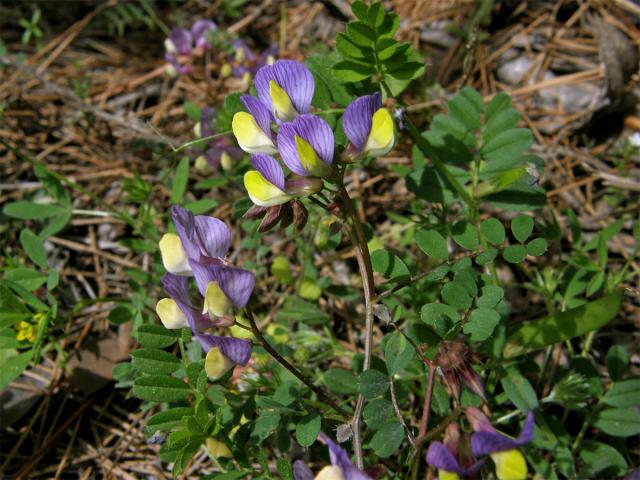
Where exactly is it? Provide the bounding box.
[196,334,252,365]
[426,442,463,474]
[254,60,314,117]
[161,273,213,331]
[277,115,334,177]
[516,411,535,446]
[169,28,193,55]
[171,205,199,259]
[251,154,285,190]
[191,20,217,49]
[211,265,255,308]
[194,215,231,259]
[470,412,535,457]
[240,95,274,140]
[319,433,371,480]
[292,460,314,480]
[343,93,382,152]
[204,147,222,170]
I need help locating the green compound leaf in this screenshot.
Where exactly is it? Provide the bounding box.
[502,244,527,263]
[369,422,404,458]
[452,220,479,251]
[500,366,539,413]
[475,248,498,265]
[480,218,505,245]
[606,345,628,382]
[364,398,394,429]
[131,348,182,375]
[526,237,548,256]
[441,281,472,310]
[602,378,640,408]
[416,229,448,261]
[579,441,628,478]
[359,369,389,399]
[136,324,178,348]
[511,215,534,243]
[324,368,359,394]
[295,414,321,447]
[371,249,410,280]
[0,349,33,390]
[385,331,415,375]
[144,407,194,436]
[504,289,624,358]
[593,407,640,437]
[132,375,191,402]
[476,285,504,308]
[463,308,500,342]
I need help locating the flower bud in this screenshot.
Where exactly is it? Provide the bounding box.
[193,121,202,138]
[194,155,210,172]
[258,204,283,232]
[292,200,308,232]
[285,177,324,197]
[279,202,294,230]
[244,205,268,220]
[220,151,233,171]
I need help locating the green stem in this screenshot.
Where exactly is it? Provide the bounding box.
[334,174,376,469]
[245,308,349,419]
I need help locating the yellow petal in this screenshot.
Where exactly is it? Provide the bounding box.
[206,437,232,458]
[159,233,191,275]
[205,347,235,380]
[314,465,346,480]
[220,63,232,78]
[364,108,394,156]
[295,134,331,177]
[193,121,202,138]
[269,80,297,122]
[156,298,189,329]
[244,170,291,207]
[232,112,276,154]
[235,47,245,63]
[492,449,528,480]
[203,281,230,318]
[439,471,461,480]
[194,155,210,172]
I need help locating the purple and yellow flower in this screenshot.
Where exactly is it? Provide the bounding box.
[426,423,484,480]
[164,20,217,76]
[244,154,292,207]
[157,273,251,381]
[254,59,314,122]
[277,114,334,178]
[343,93,394,158]
[466,408,534,480]
[232,95,277,154]
[293,433,372,480]
[231,60,314,152]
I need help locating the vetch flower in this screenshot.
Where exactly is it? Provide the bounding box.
[292,433,372,480]
[232,95,277,154]
[254,60,314,122]
[277,114,334,178]
[466,408,534,480]
[244,154,292,207]
[343,93,394,158]
[426,423,484,480]
[157,273,252,381]
[191,20,217,50]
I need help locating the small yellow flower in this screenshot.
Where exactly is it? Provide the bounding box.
[16,321,36,343]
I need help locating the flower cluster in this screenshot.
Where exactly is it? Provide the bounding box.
[230,59,395,231]
[164,20,217,76]
[426,408,534,480]
[164,20,277,83]
[157,205,254,380]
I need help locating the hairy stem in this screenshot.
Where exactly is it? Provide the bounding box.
[245,308,349,418]
[334,175,376,469]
